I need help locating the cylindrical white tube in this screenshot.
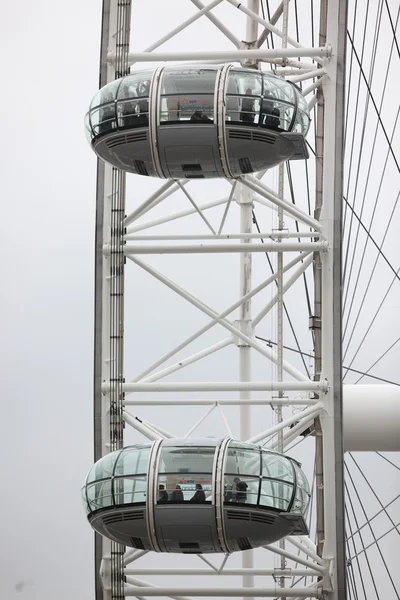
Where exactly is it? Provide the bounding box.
[343,385,400,451]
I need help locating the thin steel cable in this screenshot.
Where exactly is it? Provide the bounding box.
[343,106,400,356]
[343,7,400,346]
[252,211,311,378]
[342,0,385,314]
[346,493,400,542]
[286,162,312,317]
[255,335,400,386]
[345,497,368,600]
[384,0,400,58]
[376,452,400,472]
[348,454,400,535]
[354,336,400,384]
[345,461,400,598]
[346,30,400,173]
[342,198,400,283]
[344,479,380,599]
[343,273,400,375]
[342,0,372,283]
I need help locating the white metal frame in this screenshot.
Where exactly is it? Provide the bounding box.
[92,1,351,599]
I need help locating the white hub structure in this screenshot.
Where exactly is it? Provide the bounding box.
[89,2,400,599]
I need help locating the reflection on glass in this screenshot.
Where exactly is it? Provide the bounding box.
[224,475,259,505]
[261,452,294,482]
[87,451,119,483]
[225,443,260,476]
[160,94,214,123]
[90,79,121,110]
[162,68,217,94]
[114,476,147,505]
[87,480,113,511]
[115,446,150,476]
[158,446,215,473]
[157,473,212,503]
[259,479,293,511]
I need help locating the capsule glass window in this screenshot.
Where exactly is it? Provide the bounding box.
[157,445,215,504]
[114,445,151,476]
[259,479,293,511]
[90,79,121,110]
[160,68,216,124]
[226,69,262,125]
[86,451,119,484]
[87,479,114,511]
[261,451,294,483]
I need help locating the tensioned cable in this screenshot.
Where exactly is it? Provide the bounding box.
[343,101,400,348]
[343,274,400,376]
[344,479,380,599]
[342,0,384,313]
[342,0,372,283]
[255,335,400,386]
[354,335,400,384]
[342,8,400,344]
[346,31,400,174]
[384,0,400,58]
[376,452,400,472]
[252,211,311,378]
[345,499,368,600]
[344,185,400,364]
[348,454,400,536]
[346,493,400,542]
[286,163,312,317]
[342,198,400,284]
[345,460,400,598]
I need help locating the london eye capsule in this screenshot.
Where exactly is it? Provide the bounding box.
[82,438,311,553]
[85,66,310,179]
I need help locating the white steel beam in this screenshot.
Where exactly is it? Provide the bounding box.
[120,47,330,66]
[319,0,348,598]
[128,251,312,384]
[125,568,322,576]
[123,588,320,598]
[126,197,229,234]
[247,402,323,444]
[119,381,324,392]
[124,232,321,240]
[126,255,310,381]
[124,397,316,406]
[190,0,241,47]
[118,242,325,254]
[142,0,224,54]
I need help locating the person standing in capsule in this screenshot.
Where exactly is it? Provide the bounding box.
[234,477,248,503]
[190,483,206,503]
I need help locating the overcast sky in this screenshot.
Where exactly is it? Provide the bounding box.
[1,1,399,599]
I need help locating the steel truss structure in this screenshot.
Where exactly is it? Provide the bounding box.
[92,1,400,599]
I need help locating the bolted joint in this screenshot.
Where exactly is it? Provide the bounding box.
[233,319,253,346]
[309,315,322,330]
[239,40,259,68]
[100,556,111,591]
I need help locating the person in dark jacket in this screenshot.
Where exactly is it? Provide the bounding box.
[240,88,255,124]
[234,477,248,503]
[172,484,184,503]
[190,483,206,503]
[158,484,169,503]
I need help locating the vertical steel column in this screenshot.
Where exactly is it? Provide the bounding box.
[314,0,327,561]
[237,182,254,598]
[319,1,348,598]
[277,3,289,597]
[238,6,259,598]
[93,2,131,599]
